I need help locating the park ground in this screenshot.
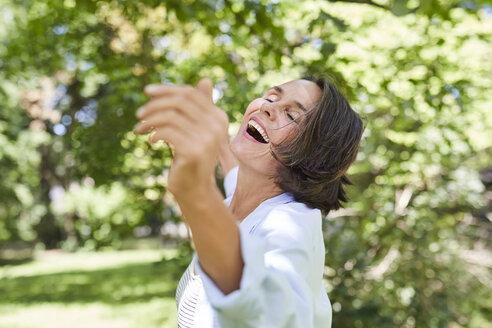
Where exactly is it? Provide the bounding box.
[0,248,190,328]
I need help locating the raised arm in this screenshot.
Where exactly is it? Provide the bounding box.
[134,79,243,294]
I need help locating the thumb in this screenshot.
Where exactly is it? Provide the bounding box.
[196,77,213,101]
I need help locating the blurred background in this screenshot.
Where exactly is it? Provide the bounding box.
[0,0,491,327]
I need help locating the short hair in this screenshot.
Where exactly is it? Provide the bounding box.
[271,76,364,215]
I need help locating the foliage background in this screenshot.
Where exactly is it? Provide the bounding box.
[0,0,491,327]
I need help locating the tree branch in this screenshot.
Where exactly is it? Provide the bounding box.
[327,0,389,10]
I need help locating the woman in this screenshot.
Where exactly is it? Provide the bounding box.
[134,76,363,327]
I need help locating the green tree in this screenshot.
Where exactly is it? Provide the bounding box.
[0,0,490,326]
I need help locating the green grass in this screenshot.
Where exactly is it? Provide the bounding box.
[0,249,191,328]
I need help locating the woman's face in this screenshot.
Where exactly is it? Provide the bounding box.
[230,79,321,176]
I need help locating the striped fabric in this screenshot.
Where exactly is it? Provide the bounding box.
[176,260,204,328]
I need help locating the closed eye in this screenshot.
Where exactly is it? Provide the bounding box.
[287,112,295,121]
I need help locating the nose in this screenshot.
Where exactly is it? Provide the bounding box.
[260,101,276,120]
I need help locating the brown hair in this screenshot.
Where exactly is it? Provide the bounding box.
[271,76,364,215]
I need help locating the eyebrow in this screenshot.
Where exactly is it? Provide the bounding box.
[270,86,308,112]
[272,86,283,94]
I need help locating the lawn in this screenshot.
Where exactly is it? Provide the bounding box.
[0,248,191,328]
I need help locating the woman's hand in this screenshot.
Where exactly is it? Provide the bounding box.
[135,79,243,295]
[134,78,229,199]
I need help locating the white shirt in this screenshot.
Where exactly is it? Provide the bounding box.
[177,166,332,327]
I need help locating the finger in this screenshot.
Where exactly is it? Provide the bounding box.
[196,78,213,100]
[149,126,189,146]
[135,110,195,135]
[134,121,153,135]
[137,95,199,121]
[144,83,193,98]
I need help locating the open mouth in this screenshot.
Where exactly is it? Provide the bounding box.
[246,120,270,144]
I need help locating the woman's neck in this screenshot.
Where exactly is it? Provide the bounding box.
[229,166,283,222]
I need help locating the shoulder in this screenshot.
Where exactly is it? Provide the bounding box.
[255,200,322,247]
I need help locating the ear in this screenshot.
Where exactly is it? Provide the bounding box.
[196,77,213,101]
